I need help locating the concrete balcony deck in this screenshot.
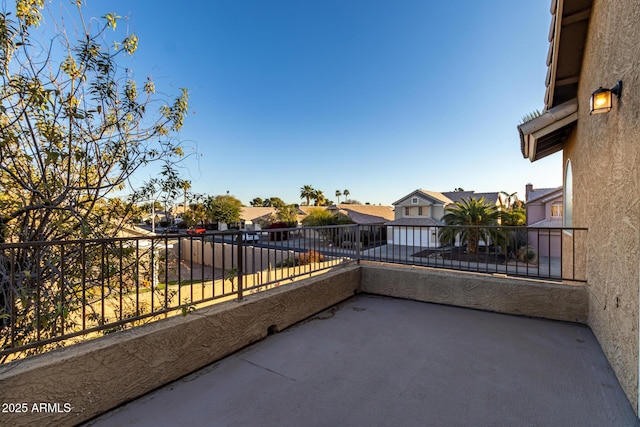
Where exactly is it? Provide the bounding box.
[88,294,637,426]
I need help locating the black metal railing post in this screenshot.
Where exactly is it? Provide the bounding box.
[236,231,244,301]
[355,225,361,265]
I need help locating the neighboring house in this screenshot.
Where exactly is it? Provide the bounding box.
[387,189,506,247]
[525,184,563,257]
[387,190,451,246]
[327,204,395,225]
[238,207,277,230]
[298,204,394,226]
[517,0,639,414]
[441,191,505,209]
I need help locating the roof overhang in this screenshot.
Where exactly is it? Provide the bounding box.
[517,0,592,163]
[518,99,578,162]
[544,0,592,109]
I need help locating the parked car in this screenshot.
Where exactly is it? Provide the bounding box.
[165,224,179,233]
[187,226,206,235]
[242,232,261,242]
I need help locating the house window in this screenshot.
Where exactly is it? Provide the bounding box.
[411,197,419,204]
[418,206,423,216]
[563,159,573,229]
[404,207,410,216]
[551,205,563,218]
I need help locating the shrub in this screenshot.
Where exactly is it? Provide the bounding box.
[296,250,324,265]
[275,250,324,268]
[517,246,537,263]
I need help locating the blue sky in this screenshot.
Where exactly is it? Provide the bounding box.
[100,0,558,205]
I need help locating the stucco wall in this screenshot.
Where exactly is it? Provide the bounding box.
[562,0,640,412]
[360,263,588,323]
[527,202,547,225]
[0,266,361,427]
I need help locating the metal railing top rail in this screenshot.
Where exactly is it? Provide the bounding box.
[362,224,587,283]
[0,224,587,361]
[0,226,357,361]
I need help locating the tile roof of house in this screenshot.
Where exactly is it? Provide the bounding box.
[528,218,563,228]
[392,190,452,206]
[441,191,502,205]
[297,205,395,225]
[297,206,322,215]
[240,207,276,221]
[526,186,562,203]
[337,205,395,222]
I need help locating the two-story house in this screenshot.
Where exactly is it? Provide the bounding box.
[386,190,451,246]
[386,189,505,247]
[525,184,563,257]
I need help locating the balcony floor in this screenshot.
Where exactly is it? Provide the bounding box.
[87,295,638,426]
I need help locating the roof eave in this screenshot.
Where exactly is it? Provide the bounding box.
[518,99,578,162]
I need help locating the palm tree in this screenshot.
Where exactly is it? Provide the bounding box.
[343,189,350,202]
[500,191,518,210]
[438,197,505,254]
[335,190,342,204]
[520,109,543,124]
[313,190,326,206]
[180,180,191,217]
[300,185,315,206]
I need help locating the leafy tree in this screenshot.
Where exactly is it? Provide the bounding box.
[0,2,188,358]
[300,185,315,206]
[453,187,465,192]
[205,195,242,225]
[502,207,526,226]
[302,208,353,226]
[274,204,298,225]
[182,203,207,227]
[265,197,286,208]
[0,6,188,244]
[250,197,264,207]
[438,197,505,254]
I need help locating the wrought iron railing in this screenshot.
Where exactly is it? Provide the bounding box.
[0,223,586,360]
[0,226,355,361]
[359,224,588,282]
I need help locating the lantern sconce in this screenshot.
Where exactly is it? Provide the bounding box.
[590,81,622,115]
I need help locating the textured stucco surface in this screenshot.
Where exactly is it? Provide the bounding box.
[561,0,640,412]
[0,266,360,427]
[89,295,638,427]
[361,263,588,323]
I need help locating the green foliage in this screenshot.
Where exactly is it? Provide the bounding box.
[439,197,506,254]
[502,207,526,226]
[300,185,315,206]
[517,246,537,262]
[180,301,196,317]
[0,2,189,359]
[276,250,324,268]
[182,203,207,227]
[275,204,298,224]
[301,208,333,226]
[520,109,543,124]
[206,195,242,225]
[224,268,238,291]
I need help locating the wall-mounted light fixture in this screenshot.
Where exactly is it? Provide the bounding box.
[590,81,622,114]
